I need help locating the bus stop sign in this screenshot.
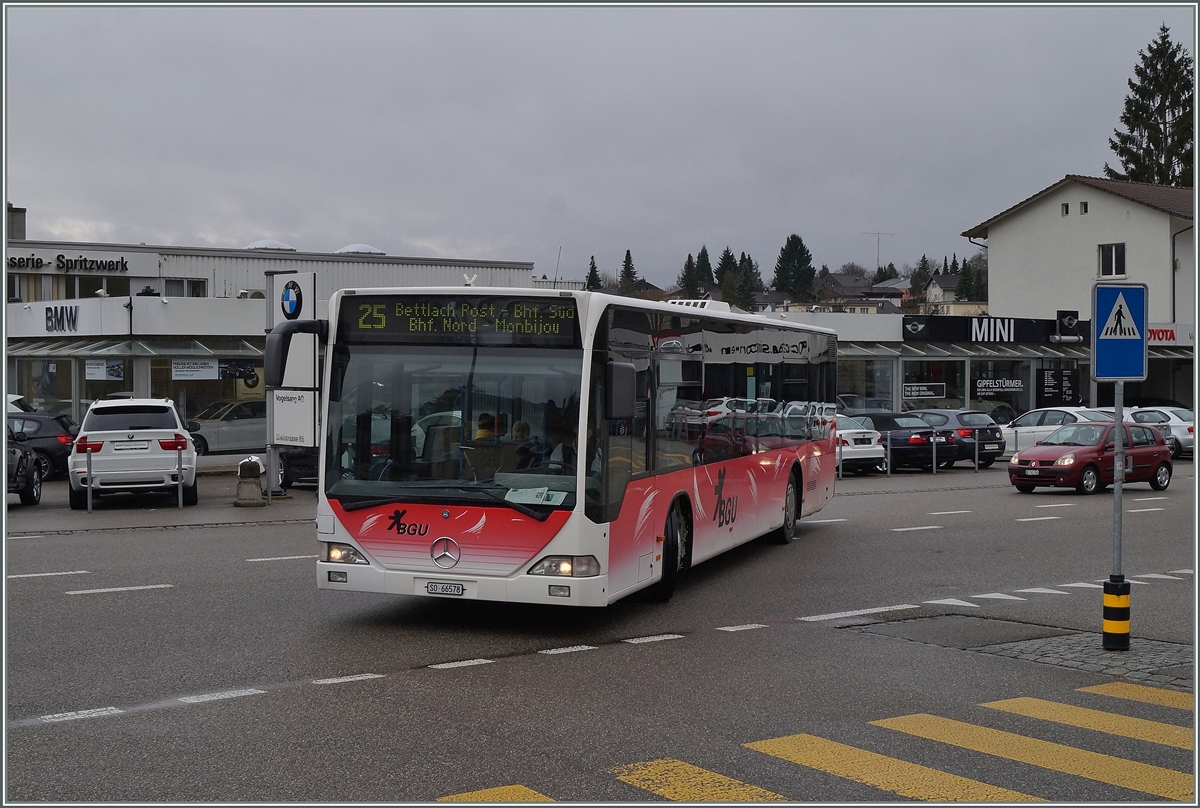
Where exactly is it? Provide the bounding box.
[1092,283,1148,382]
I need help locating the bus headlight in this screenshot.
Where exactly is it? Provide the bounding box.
[322,542,369,564]
[528,556,601,577]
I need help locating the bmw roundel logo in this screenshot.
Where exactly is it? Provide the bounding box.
[281,280,303,321]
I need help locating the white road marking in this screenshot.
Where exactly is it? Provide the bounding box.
[40,707,124,722]
[890,525,942,532]
[1134,496,1169,501]
[1016,588,1070,595]
[1132,573,1184,580]
[716,624,769,632]
[971,593,1027,600]
[1060,582,1103,588]
[927,510,971,515]
[6,535,44,540]
[245,555,319,562]
[805,518,847,524]
[798,605,920,622]
[924,598,979,607]
[1167,569,1194,575]
[621,634,684,644]
[311,673,386,685]
[1035,503,1075,508]
[1093,578,1151,585]
[65,584,173,595]
[1127,507,1164,513]
[8,570,89,579]
[538,645,598,654]
[429,659,493,669]
[178,689,265,703]
[1016,516,1060,522]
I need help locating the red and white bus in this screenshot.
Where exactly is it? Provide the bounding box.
[266,288,837,606]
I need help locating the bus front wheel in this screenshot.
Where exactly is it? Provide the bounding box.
[650,499,690,602]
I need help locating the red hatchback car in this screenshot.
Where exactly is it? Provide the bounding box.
[1008,420,1172,494]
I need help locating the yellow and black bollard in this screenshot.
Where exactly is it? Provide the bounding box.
[1102,575,1131,650]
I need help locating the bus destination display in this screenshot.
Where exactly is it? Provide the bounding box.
[341,296,580,347]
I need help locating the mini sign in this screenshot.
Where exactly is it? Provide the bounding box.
[1092,284,1148,381]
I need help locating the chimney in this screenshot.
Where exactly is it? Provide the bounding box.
[7,202,27,240]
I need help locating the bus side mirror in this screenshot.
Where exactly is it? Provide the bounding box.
[265,319,328,387]
[606,361,636,421]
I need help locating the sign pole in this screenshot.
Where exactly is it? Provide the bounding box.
[1093,283,1144,652]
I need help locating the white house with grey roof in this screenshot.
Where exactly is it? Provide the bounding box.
[962,174,1193,326]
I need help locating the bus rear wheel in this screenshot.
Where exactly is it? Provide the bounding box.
[650,499,690,602]
[773,471,800,544]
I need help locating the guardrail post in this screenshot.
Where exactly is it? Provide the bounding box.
[86,448,93,513]
[177,447,184,509]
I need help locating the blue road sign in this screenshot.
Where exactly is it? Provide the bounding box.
[1092,283,1148,381]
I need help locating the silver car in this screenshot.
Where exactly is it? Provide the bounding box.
[188,400,268,454]
[1131,407,1193,458]
[1000,407,1110,455]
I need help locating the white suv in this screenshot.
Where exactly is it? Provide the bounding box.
[69,398,198,509]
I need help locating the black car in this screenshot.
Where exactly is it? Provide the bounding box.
[278,445,319,490]
[907,409,1006,468]
[6,411,78,479]
[852,413,958,472]
[6,424,42,505]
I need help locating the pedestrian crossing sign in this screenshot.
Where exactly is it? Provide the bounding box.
[1092,283,1147,381]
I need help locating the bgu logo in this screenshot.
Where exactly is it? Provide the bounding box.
[713,468,738,528]
[387,508,429,536]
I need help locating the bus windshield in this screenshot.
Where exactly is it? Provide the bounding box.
[326,343,584,514]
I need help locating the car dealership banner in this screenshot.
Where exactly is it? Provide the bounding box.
[902,314,1089,343]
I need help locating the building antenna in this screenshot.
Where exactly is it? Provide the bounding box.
[553,246,562,285]
[863,232,896,273]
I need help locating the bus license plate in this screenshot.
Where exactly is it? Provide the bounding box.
[1024,469,1040,476]
[427,582,464,596]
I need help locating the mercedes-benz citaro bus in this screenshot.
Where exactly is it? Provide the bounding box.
[265,288,837,606]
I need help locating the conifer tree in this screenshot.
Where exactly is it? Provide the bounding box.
[735,253,761,310]
[871,263,899,285]
[950,254,960,275]
[585,256,603,291]
[695,246,715,286]
[719,271,741,309]
[618,250,639,295]
[1105,24,1194,186]
[955,261,976,301]
[908,254,933,302]
[714,247,738,287]
[771,234,816,302]
[677,254,700,298]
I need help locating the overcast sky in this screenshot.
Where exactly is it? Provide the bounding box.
[5,5,1196,289]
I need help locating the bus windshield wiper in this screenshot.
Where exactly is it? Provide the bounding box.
[336,485,550,521]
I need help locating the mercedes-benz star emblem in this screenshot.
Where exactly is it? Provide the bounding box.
[430,537,461,569]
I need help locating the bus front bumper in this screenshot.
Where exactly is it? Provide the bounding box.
[316,561,610,607]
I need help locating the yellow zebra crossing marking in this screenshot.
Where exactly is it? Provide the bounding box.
[1078,682,1194,711]
[608,758,786,802]
[872,713,1194,802]
[437,785,554,802]
[745,733,1043,802]
[983,697,1193,750]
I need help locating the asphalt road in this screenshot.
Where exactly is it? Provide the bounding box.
[5,464,1194,802]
